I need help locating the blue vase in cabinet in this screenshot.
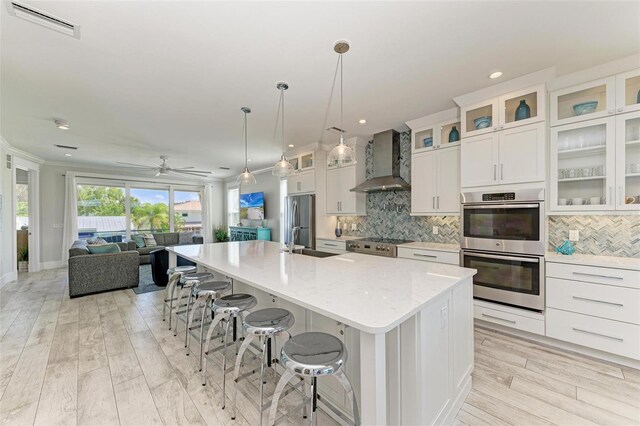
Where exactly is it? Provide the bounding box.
[515,100,531,121]
[448,126,460,142]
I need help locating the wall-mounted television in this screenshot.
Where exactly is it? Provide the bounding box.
[240,192,265,220]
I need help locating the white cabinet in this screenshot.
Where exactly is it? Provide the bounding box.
[287,169,315,195]
[616,68,640,115]
[461,84,545,138]
[461,122,545,188]
[474,299,546,335]
[397,246,459,265]
[316,238,347,254]
[326,165,366,215]
[550,76,616,127]
[288,151,315,173]
[410,118,461,154]
[411,147,460,215]
[615,111,640,211]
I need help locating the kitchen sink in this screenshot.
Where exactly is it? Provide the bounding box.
[299,249,339,258]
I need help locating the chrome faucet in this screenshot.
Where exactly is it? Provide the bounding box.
[288,226,300,254]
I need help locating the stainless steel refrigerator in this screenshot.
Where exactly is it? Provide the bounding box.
[284,194,315,249]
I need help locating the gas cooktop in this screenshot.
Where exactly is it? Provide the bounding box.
[346,237,413,257]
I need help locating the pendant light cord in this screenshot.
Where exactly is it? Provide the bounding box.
[281,88,286,154]
[318,56,341,143]
[339,52,343,143]
[243,111,248,169]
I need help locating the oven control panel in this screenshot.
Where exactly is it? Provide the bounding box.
[482,192,516,201]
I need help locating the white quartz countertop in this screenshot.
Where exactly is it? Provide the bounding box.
[545,252,640,271]
[168,241,476,334]
[398,242,461,253]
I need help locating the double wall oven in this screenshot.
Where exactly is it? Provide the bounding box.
[461,188,546,311]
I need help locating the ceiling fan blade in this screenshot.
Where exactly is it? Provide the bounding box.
[171,166,194,170]
[171,170,209,178]
[170,169,211,174]
[116,161,156,168]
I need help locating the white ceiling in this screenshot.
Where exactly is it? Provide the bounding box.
[2,1,639,179]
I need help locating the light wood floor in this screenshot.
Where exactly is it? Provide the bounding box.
[1,268,639,426]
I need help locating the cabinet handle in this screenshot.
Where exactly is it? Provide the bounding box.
[324,243,338,247]
[481,313,516,324]
[493,164,497,181]
[437,196,440,209]
[572,296,623,307]
[500,124,504,129]
[609,187,613,206]
[572,271,623,280]
[432,196,435,209]
[414,253,437,258]
[493,126,498,131]
[500,164,504,180]
[617,107,624,113]
[572,327,623,342]
[297,182,301,191]
[619,186,623,205]
[607,109,614,115]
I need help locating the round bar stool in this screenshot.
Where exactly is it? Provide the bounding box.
[201,293,257,408]
[184,279,232,361]
[231,308,295,425]
[174,272,214,336]
[163,265,197,328]
[268,332,360,426]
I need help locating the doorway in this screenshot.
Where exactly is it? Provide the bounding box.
[12,159,39,274]
[15,168,29,273]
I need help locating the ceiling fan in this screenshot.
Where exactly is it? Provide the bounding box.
[116,155,212,178]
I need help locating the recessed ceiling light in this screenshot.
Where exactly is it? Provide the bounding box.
[64,153,72,157]
[358,119,367,124]
[288,144,294,148]
[489,71,503,79]
[54,119,69,130]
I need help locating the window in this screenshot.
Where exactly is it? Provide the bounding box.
[279,178,287,243]
[174,190,202,232]
[76,184,127,242]
[130,187,170,234]
[227,187,239,229]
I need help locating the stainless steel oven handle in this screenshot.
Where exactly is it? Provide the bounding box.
[464,251,540,263]
[462,203,540,210]
[572,296,623,307]
[481,313,516,324]
[572,327,623,342]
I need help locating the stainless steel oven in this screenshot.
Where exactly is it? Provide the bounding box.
[461,250,545,311]
[461,188,545,255]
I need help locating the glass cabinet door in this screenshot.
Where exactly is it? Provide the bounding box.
[550,117,616,211]
[616,69,640,115]
[439,119,461,149]
[550,77,616,127]
[412,126,436,153]
[616,112,640,210]
[300,152,314,170]
[461,99,499,138]
[499,84,545,130]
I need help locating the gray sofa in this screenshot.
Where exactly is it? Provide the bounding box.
[130,232,203,265]
[68,240,140,298]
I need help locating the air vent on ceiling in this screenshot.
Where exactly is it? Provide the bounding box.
[6,154,12,169]
[219,167,230,170]
[7,1,80,39]
[54,144,78,150]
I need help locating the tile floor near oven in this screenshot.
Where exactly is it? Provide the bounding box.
[1,269,639,425]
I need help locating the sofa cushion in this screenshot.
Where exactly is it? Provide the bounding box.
[131,234,145,248]
[87,243,121,254]
[86,237,108,245]
[143,234,158,247]
[150,233,164,245]
[138,245,166,255]
[178,232,194,244]
[69,241,90,257]
[163,233,179,246]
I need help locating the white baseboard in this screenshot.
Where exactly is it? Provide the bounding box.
[40,260,65,270]
[0,271,17,288]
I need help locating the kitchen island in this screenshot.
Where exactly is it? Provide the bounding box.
[167,241,476,425]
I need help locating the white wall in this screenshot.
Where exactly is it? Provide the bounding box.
[39,162,224,266]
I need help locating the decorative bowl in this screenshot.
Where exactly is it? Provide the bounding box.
[572,101,598,116]
[473,116,492,129]
[422,137,433,147]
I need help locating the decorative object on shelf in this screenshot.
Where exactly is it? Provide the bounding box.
[272,82,295,177]
[515,99,531,121]
[237,107,257,185]
[335,221,343,238]
[626,196,639,204]
[555,240,575,255]
[448,126,460,142]
[473,116,491,129]
[422,137,433,148]
[327,40,357,167]
[572,101,598,116]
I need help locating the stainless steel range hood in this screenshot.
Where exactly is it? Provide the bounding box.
[350,129,411,193]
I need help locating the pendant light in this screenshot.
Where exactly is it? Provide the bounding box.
[327,40,356,167]
[236,107,257,185]
[271,82,295,177]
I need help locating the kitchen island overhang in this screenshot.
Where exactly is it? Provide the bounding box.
[167,241,476,425]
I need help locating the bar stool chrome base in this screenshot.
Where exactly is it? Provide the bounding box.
[173,272,214,336]
[231,308,295,425]
[184,280,231,357]
[163,265,197,328]
[268,332,360,426]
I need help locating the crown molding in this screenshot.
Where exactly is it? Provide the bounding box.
[0,137,45,164]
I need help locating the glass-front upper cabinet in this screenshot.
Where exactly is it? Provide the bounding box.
[287,151,314,173]
[498,84,546,130]
[550,117,616,211]
[461,99,499,138]
[616,111,640,211]
[616,69,640,115]
[411,118,461,153]
[550,77,616,127]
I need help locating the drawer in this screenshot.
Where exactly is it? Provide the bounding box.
[546,308,640,360]
[397,247,459,265]
[547,277,640,325]
[474,303,545,335]
[546,262,640,289]
[316,239,346,252]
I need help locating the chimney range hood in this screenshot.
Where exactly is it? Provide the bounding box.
[350,129,411,193]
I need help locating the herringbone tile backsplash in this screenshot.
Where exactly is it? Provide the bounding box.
[548,216,640,258]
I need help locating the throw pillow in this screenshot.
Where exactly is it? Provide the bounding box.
[143,234,158,247]
[178,231,194,244]
[131,234,146,248]
[87,243,121,254]
[86,237,107,245]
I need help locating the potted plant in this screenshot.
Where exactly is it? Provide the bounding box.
[18,245,28,272]
[214,225,228,243]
